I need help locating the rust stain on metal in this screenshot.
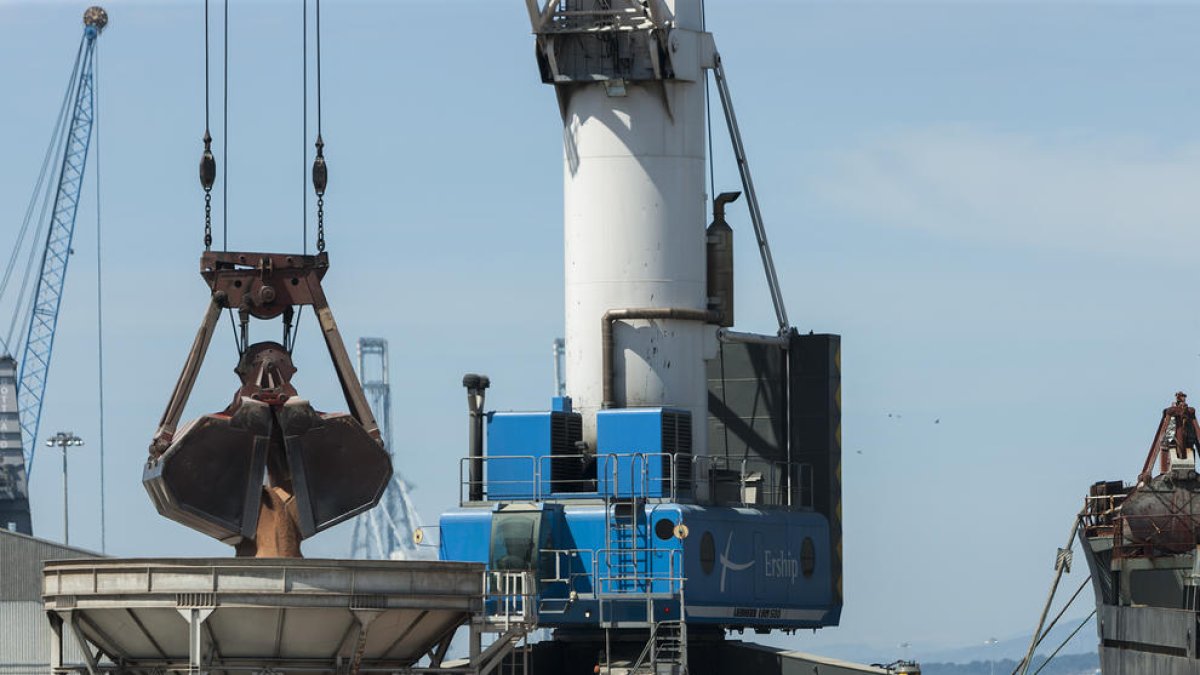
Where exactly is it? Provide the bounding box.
[143,252,392,559]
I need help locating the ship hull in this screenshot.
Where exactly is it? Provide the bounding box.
[1082,476,1200,674]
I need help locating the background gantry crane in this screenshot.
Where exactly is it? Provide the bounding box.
[0,7,107,535]
[348,338,429,560]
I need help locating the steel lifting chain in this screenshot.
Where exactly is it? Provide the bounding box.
[312,134,327,252]
[200,131,216,250]
[200,0,215,251]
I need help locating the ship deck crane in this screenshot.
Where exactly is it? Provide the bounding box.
[0,6,108,535]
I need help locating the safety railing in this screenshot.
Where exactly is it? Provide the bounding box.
[596,547,684,596]
[537,1,657,34]
[692,455,814,509]
[539,548,597,603]
[459,453,688,504]
[1081,494,1124,533]
[1111,512,1200,559]
[483,570,536,631]
[459,452,814,509]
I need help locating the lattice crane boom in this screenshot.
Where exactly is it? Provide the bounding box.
[15,8,107,474]
[349,338,428,560]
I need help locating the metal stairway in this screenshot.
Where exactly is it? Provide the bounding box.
[492,637,530,675]
[605,498,646,595]
[622,620,687,675]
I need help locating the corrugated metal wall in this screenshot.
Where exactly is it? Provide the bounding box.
[0,530,98,671]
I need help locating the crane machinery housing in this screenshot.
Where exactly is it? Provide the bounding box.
[0,6,108,536]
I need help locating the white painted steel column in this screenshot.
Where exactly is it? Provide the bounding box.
[560,0,711,451]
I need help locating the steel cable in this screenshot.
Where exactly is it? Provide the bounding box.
[1010,576,1090,675]
[303,0,308,254]
[93,41,108,553]
[223,0,229,251]
[2,39,83,351]
[1030,611,1096,675]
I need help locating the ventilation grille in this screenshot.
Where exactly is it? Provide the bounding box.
[350,594,388,609]
[662,411,693,493]
[176,593,216,608]
[550,412,585,492]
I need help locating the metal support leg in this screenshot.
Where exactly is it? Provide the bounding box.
[177,607,214,675]
[66,612,100,675]
[428,632,454,669]
[48,612,64,673]
[347,610,379,675]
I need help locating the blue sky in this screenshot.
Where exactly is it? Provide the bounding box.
[2,0,1199,661]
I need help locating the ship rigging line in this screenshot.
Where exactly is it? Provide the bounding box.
[1017,512,1083,675]
[1029,610,1096,675]
[1009,576,1089,675]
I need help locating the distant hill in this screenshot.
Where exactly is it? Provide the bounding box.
[919,615,1096,665]
[918,653,1098,675]
[784,614,1098,667]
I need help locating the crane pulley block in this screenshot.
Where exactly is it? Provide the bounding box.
[143,252,391,556]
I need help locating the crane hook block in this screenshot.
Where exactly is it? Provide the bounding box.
[200,131,216,191]
[312,135,328,196]
[143,252,390,556]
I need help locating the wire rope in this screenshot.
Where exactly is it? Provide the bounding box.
[303,0,308,254]
[223,0,229,251]
[9,83,75,354]
[1009,577,1090,675]
[2,40,83,351]
[701,0,715,204]
[201,0,215,250]
[312,0,326,252]
[93,42,107,553]
[1030,610,1096,675]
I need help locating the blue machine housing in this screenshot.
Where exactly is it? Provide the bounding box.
[596,408,692,499]
[484,398,584,500]
[441,501,838,629]
[440,332,844,632]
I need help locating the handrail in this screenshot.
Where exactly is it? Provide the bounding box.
[692,455,813,508]
[459,452,815,506]
[483,570,536,631]
[596,547,685,595]
[1110,511,1200,559]
[540,548,597,596]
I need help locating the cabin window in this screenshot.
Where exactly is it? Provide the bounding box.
[490,511,541,570]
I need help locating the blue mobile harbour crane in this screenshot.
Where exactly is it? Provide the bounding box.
[438,2,847,672]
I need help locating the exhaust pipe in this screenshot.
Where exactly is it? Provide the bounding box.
[462,373,490,501]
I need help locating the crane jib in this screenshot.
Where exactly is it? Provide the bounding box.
[15,19,105,476]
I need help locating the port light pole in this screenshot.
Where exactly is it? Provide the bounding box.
[46,432,84,544]
[985,637,998,675]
